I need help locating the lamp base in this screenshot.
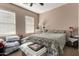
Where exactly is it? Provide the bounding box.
[70,36,73,38]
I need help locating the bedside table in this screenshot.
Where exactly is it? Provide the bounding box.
[66,37,78,48]
[74,35,79,39]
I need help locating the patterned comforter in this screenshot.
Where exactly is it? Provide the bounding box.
[20,33,66,56]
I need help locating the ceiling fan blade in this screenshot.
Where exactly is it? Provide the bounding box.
[39,3,44,6]
[30,3,33,6]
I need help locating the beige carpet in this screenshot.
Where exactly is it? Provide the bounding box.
[8,46,79,56]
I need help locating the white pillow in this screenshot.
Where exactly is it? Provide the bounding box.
[5,35,20,42]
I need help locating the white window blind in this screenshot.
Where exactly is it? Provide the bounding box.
[0,9,16,36]
[25,16,34,33]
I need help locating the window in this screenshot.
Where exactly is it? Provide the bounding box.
[25,16,34,33]
[0,9,16,36]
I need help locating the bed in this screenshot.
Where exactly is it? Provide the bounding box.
[20,31,66,56]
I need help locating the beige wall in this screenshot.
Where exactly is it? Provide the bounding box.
[0,3,78,37]
[0,3,39,36]
[39,3,78,35]
[78,4,79,35]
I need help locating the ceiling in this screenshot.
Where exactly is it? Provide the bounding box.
[13,3,66,14]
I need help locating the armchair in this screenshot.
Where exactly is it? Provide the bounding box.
[3,35,20,55]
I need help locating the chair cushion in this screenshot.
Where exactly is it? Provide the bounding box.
[5,41,20,48]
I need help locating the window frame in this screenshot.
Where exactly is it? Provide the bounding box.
[25,16,35,34]
[0,9,16,36]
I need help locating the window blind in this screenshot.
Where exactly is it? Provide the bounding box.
[25,16,34,33]
[0,9,16,36]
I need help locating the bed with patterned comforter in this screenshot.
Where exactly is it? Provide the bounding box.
[20,32,66,56]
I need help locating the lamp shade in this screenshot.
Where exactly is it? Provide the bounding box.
[69,27,74,32]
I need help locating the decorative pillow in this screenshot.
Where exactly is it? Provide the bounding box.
[5,35,20,42]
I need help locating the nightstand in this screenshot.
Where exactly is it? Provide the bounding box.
[66,37,78,48]
[74,35,79,39]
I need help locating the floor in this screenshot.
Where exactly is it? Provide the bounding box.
[8,46,79,56]
[63,46,79,56]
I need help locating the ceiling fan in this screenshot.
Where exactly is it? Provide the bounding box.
[24,3,44,7]
[30,3,44,6]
